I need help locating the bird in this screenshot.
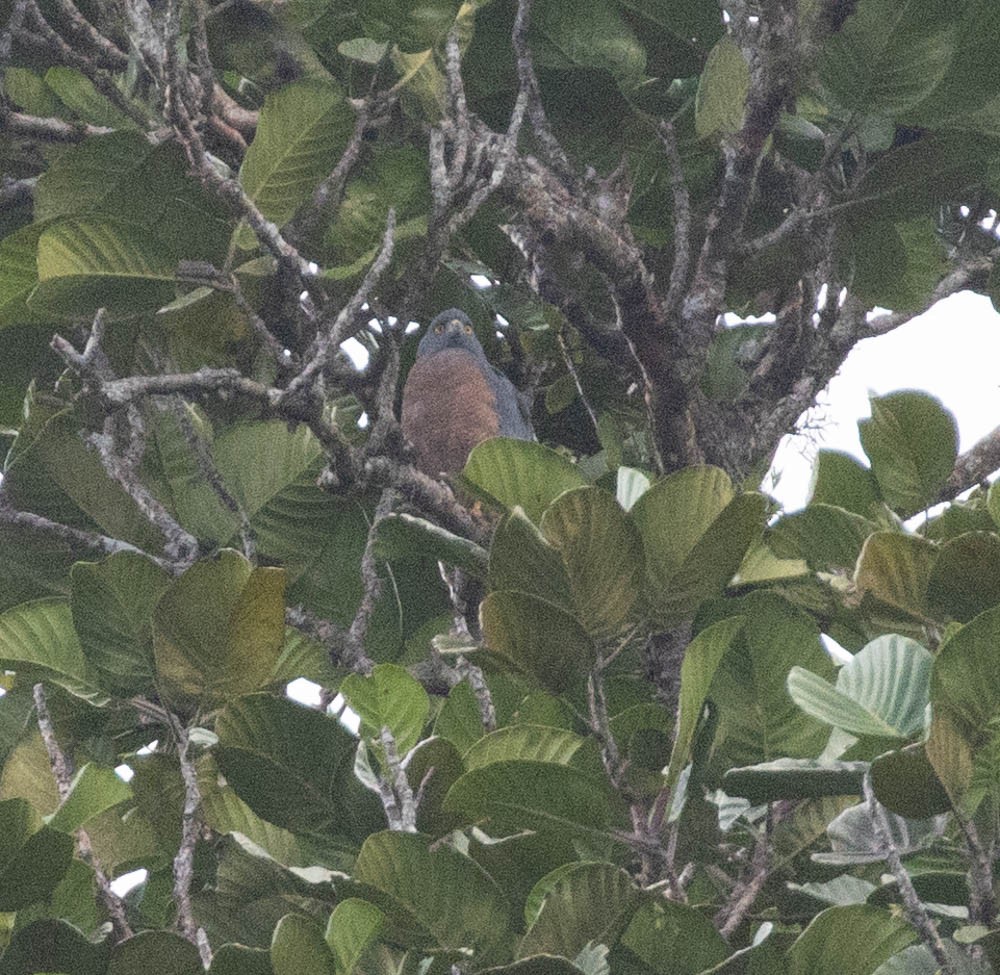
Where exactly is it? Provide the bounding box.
[401,308,535,476]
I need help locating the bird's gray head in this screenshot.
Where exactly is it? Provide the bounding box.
[416,309,487,361]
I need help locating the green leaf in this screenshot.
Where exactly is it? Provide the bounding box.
[31,218,179,317]
[209,945,274,975]
[848,134,991,224]
[239,79,353,236]
[695,37,749,138]
[339,664,430,755]
[870,745,952,818]
[723,758,868,803]
[353,831,510,952]
[71,552,171,696]
[926,532,1000,622]
[405,736,466,835]
[480,591,594,693]
[855,532,936,619]
[859,391,958,517]
[0,918,109,975]
[632,467,765,622]
[620,899,729,974]
[214,693,382,837]
[540,486,643,635]
[0,598,105,702]
[768,503,876,572]
[851,217,948,313]
[0,224,46,326]
[47,763,132,833]
[107,931,204,975]
[787,634,932,739]
[519,863,638,960]
[325,898,385,975]
[44,66,136,127]
[932,604,1000,735]
[0,799,74,910]
[463,439,588,524]
[665,615,744,786]
[463,725,584,770]
[787,905,916,975]
[818,0,955,117]
[489,508,574,612]
[153,550,286,705]
[530,0,646,87]
[477,959,584,975]
[271,914,335,975]
[375,513,489,578]
[444,760,627,840]
[808,450,881,515]
[707,593,835,767]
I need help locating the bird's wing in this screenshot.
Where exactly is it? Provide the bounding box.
[488,365,535,441]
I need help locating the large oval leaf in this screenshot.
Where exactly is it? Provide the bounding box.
[462,440,587,524]
[540,486,643,636]
[239,79,353,234]
[353,831,511,953]
[788,634,932,740]
[152,550,286,705]
[480,591,593,693]
[214,693,381,837]
[858,390,958,518]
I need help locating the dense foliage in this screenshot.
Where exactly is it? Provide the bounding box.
[2,0,1000,972]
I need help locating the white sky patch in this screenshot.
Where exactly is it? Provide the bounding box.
[110,868,147,898]
[115,764,134,782]
[470,274,493,289]
[769,291,1000,511]
[287,679,361,734]
[340,337,370,369]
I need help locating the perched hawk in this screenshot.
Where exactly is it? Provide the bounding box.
[401,308,534,475]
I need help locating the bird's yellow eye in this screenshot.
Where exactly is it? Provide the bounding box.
[464,323,473,334]
[434,323,444,335]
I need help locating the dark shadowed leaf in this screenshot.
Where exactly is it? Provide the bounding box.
[927,532,1000,622]
[620,899,729,974]
[723,758,867,804]
[489,508,574,612]
[71,552,171,696]
[787,905,915,975]
[519,863,638,960]
[353,831,511,952]
[480,591,594,693]
[214,693,381,837]
[444,760,627,840]
[0,798,73,910]
[871,745,952,818]
[108,930,203,975]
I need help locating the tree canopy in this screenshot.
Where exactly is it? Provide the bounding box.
[2,0,1000,972]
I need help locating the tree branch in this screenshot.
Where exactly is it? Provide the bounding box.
[34,683,133,943]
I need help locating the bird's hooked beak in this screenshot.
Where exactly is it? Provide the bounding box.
[442,317,471,346]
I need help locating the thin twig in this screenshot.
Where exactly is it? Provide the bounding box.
[455,657,497,732]
[34,684,134,943]
[863,775,955,974]
[378,726,417,832]
[170,716,212,967]
[344,490,394,672]
[283,209,397,403]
